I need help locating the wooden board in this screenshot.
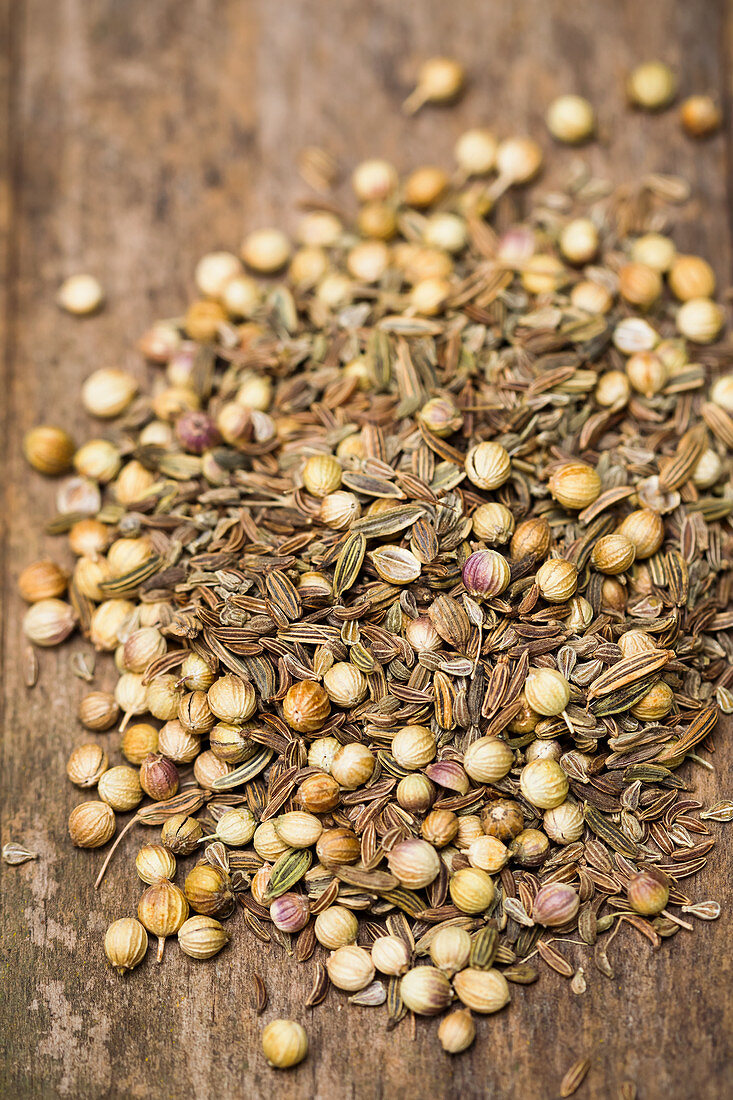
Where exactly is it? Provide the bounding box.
[1,2,732,1097]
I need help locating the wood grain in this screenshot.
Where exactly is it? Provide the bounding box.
[1,2,732,1097]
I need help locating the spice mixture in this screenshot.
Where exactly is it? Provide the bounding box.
[13,54,733,1086]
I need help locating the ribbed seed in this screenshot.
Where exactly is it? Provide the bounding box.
[701,401,733,448]
[590,675,660,716]
[380,888,424,917]
[655,706,718,767]
[137,789,207,823]
[305,961,329,1007]
[429,595,470,651]
[583,805,639,857]
[433,671,455,730]
[352,505,426,538]
[502,964,539,984]
[333,532,367,599]
[211,748,274,789]
[469,926,498,969]
[587,651,672,700]
[658,424,706,491]
[99,555,162,596]
[264,848,312,900]
[664,550,689,606]
[342,472,405,499]
[537,940,574,978]
[560,1057,591,1097]
[386,976,407,1027]
[411,518,439,563]
[264,569,301,619]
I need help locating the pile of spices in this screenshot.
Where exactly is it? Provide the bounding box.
[20,57,733,1075]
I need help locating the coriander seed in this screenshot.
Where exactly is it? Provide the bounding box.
[326,945,375,991]
[23,599,76,647]
[270,893,310,933]
[429,927,472,976]
[680,94,721,138]
[532,883,580,927]
[184,864,234,918]
[314,906,358,950]
[400,966,452,1015]
[627,869,669,915]
[463,735,514,783]
[161,815,203,856]
[97,765,143,812]
[676,297,724,343]
[627,60,676,109]
[79,691,119,731]
[138,880,189,961]
[241,228,291,273]
[68,800,115,848]
[18,559,68,603]
[178,915,230,960]
[58,273,104,315]
[546,94,595,144]
[454,128,498,175]
[403,57,465,114]
[135,844,177,885]
[371,935,410,976]
[121,723,159,765]
[104,917,148,975]
[520,759,569,809]
[536,559,578,603]
[66,743,108,788]
[438,1009,476,1054]
[140,753,179,801]
[452,968,509,1014]
[449,867,495,914]
[23,426,75,475]
[387,838,441,889]
[262,1020,308,1069]
[548,462,601,510]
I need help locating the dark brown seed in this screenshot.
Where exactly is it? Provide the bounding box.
[305,961,329,1007]
[252,974,268,1015]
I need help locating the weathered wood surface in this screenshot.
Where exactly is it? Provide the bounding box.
[1,1,732,1097]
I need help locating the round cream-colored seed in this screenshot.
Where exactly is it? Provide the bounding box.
[546,95,595,144]
[525,668,570,716]
[429,926,472,975]
[676,298,725,344]
[467,835,509,873]
[391,725,436,770]
[543,801,585,844]
[314,906,358,950]
[560,218,599,265]
[241,228,291,273]
[449,867,495,914]
[194,251,241,298]
[371,935,411,976]
[326,945,375,991]
[58,274,105,315]
[520,759,569,809]
[400,966,452,1016]
[463,736,514,783]
[452,968,510,1014]
[536,559,578,603]
[261,1019,308,1069]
